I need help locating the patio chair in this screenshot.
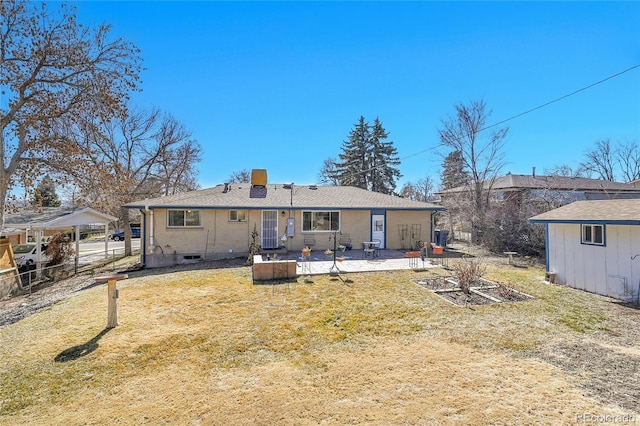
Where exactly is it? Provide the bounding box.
[372,239,381,257]
[339,233,352,250]
[303,235,316,248]
[363,241,376,259]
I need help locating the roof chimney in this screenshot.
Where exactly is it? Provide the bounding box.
[249,169,268,199]
[532,166,536,177]
[251,169,267,187]
[223,183,229,193]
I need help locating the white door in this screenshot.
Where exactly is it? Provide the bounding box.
[371,214,385,248]
[262,210,278,249]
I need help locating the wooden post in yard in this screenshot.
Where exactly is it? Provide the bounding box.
[95,274,128,328]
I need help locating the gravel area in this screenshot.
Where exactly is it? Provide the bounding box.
[0,257,246,329]
[0,273,103,329]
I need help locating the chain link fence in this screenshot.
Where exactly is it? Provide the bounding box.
[1,247,140,297]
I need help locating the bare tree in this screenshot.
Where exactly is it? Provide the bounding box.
[544,164,588,178]
[438,99,508,240]
[227,169,251,183]
[581,139,616,181]
[399,176,436,202]
[62,108,201,254]
[145,115,201,196]
[580,139,640,182]
[0,0,141,226]
[317,157,339,186]
[617,140,640,182]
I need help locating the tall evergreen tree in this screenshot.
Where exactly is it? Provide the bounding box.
[33,175,61,208]
[441,150,471,190]
[331,116,401,194]
[333,116,370,189]
[368,118,402,194]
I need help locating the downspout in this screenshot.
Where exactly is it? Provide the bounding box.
[139,208,147,267]
[632,254,640,306]
[141,199,151,267]
[544,223,550,273]
[430,211,436,244]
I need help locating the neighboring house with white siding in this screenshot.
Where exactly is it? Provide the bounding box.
[125,175,443,268]
[530,199,640,302]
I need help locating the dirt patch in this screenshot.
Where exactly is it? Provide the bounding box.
[0,274,103,329]
[537,339,640,414]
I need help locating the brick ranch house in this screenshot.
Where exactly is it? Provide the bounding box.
[125,177,443,268]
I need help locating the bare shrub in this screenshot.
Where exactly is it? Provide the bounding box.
[453,258,486,294]
[496,281,519,301]
[246,224,261,265]
[44,233,75,266]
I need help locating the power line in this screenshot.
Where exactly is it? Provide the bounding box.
[481,64,640,132]
[340,64,640,180]
[398,64,640,164]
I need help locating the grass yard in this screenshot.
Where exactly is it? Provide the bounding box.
[1,260,638,425]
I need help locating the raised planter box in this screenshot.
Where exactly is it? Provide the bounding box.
[252,255,296,282]
[412,276,535,306]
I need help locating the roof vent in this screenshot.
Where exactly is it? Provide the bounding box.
[309,184,318,190]
[251,169,267,187]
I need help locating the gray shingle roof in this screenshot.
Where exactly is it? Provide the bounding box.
[125,184,443,211]
[529,199,640,224]
[440,174,640,194]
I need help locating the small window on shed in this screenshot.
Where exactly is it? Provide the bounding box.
[581,224,604,246]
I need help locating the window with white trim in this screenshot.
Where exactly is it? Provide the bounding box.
[229,210,247,222]
[302,211,340,232]
[581,224,604,246]
[168,210,201,227]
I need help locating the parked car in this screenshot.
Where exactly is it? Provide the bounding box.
[12,243,49,267]
[109,228,141,241]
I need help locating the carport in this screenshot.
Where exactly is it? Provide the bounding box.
[1,207,118,275]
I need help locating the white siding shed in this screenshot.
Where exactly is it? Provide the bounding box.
[531,199,640,302]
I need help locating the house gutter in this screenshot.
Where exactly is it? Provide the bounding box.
[139,199,152,267]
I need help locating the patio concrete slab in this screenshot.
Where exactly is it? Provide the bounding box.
[296,258,439,275]
[292,249,440,275]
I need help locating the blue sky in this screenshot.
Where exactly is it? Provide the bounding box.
[73,1,640,189]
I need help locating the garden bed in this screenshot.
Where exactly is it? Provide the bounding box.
[411,276,458,291]
[412,277,535,306]
[475,285,535,303]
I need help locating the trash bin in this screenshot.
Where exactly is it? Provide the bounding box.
[440,230,449,248]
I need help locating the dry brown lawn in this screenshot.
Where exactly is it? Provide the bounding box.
[1,260,639,425]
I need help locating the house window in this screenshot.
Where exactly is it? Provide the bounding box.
[168,210,201,227]
[229,210,247,222]
[302,211,340,232]
[581,224,604,246]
